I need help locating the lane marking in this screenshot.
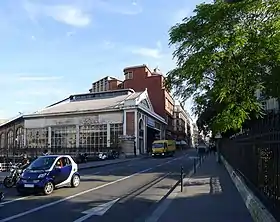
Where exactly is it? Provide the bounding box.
[0,154,189,221]
[0,196,29,206]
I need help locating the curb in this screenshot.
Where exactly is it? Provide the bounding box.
[221,156,277,222]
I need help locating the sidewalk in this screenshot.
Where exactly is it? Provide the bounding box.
[156,155,254,222]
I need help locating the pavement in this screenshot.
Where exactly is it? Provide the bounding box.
[151,154,254,222]
[0,149,197,222]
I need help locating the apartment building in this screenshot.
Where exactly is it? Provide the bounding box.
[89,76,123,93]
[122,65,175,139]
[173,103,192,146]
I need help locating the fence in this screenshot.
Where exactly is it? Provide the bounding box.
[220,112,280,220]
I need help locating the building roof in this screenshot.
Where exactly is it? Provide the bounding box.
[23,89,146,118]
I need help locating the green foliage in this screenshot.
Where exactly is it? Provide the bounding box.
[166,0,280,133]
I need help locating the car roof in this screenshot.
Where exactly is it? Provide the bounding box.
[39,155,72,158]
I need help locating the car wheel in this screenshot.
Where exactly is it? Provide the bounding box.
[71,174,80,188]
[43,182,54,195]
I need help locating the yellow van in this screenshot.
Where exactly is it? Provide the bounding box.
[152,140,176,157]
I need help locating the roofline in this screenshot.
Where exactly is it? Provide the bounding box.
[46,97,70,108]
[72,88,135,97]
[23,107,122,119]
[123,64,154,75]
[0,115,23,127]
[137,106,167,124]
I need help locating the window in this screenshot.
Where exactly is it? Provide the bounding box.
[61,157,71,166]
[110,124,123,148]
[0,133,4,149]
[79,124,107,153]
[51,126,76,154]
[26,128,48,148]
[7,130,14,156]
[125,71,133,80]
[15,127,24,149]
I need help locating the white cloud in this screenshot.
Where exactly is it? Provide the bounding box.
[16,75,63,81]
[15,87,68,97]
[132,47,162,59]
[94,0,142,15]
[31,35,36,40]
[131,41,163,59]
[23,2,91,27]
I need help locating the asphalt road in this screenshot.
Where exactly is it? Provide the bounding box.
[0,149,198,222]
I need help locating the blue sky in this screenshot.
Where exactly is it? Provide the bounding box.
[0,0,210,119]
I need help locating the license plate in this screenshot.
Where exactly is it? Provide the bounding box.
[24,184,34,188]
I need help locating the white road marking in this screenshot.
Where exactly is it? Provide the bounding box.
[0,154,189,222]
[0,196,29,206]
[73,198,120,222]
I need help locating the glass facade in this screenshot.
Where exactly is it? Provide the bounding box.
[51,126,76,154]
[79,124,107,153]
[26,128,48,152]
[0,133,4,149]
[110,123,123,149]
[15,127,24,149]
[7,130,13,156]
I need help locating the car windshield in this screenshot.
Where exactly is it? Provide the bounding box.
[152,143,164,148]
[27,156,57,170]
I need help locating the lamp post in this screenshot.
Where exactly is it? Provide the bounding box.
[214,132,222,163]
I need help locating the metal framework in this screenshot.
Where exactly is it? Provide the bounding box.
[221,112,280,220]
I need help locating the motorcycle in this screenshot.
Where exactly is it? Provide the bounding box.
[3,163,23,188]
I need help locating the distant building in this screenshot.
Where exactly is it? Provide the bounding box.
[0,89,166,158]
[173,103,192,146]
[255,89,279,111]
[192,123,199,146]
[89,76,123,93]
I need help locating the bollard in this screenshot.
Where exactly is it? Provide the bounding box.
[193,158,196,174]
[180,166,184,192]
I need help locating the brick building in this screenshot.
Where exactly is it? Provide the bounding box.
[89,64,175,139]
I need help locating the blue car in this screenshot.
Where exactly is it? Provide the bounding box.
[16,155,80,195]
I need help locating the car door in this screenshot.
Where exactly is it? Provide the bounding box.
[52,158,65,185]
[59,157,72,183]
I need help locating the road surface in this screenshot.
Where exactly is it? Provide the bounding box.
[0,150,197,222]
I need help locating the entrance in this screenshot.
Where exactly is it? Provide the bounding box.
[138,119,144,154]
[147,127,160,153]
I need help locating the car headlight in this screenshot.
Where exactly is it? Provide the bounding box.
[38,173,47,178]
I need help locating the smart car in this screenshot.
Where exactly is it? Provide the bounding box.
[16,155,80,195]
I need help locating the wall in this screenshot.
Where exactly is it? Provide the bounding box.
[0,118,25,149]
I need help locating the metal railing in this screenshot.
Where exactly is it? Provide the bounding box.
[220,112,280,220]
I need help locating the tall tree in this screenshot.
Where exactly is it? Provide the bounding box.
[166,0,280,134]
